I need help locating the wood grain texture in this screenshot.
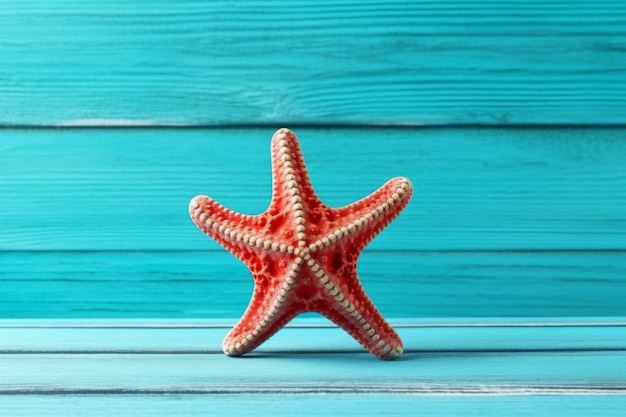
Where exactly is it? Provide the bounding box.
[2,2,624,412]
[1,0,625,126]
[1,321,625,353]
[0,324,624,416]
[1,127,625,252]
[0,324,624,390]
[2,351,626,392]
[1,251,625,318]
[2,127,625,318]
[2,396,626,417]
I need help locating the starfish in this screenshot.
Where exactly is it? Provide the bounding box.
[189,128,412,360]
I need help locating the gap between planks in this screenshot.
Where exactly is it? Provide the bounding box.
[1,319,625,329]
[1,385,625,397]
[1,319,625,354]
[4,123,626,130]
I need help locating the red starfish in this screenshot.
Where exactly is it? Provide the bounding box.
[189,128,412,360]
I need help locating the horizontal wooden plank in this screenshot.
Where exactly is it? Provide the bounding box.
[1,127,625,252]
[2,395,626,417]
[1,324,624,416]
[1,1,625,125]
[1,349,625,393]
[0,325,624,394]
[4,317,626,327]
[1,354,625,396]
[1,250,625,318]
[1,322,625,353]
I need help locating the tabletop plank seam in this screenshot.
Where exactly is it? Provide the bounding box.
[1,385,625,397]
[1,322,625,329]
[3,123,626,130]
[1,347,625,355]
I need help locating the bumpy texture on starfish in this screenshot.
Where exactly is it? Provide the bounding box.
[189,128,412,360]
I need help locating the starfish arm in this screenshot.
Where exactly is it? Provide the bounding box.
[307,176,413,253]
[318,275,403,360]
[304,256,404,360]
[268,128,319,213]
[326,305,403,360]
[189,195,286,258]
[222,294,299,357]
[222,258,303,356]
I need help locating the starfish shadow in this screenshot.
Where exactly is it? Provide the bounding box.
[231,349,420,362]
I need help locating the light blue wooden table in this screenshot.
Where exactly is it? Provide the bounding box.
[1,1,625,415]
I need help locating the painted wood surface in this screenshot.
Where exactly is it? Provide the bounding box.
[1,0,625,126]
[1,250,625,318]
[3,1,625,414]
[2,320,626,352]
[3,127,625,252]
[1,127,625,318]
[0,323,624,416]
[2,396,626,417]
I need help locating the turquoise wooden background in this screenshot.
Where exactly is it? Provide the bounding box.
[1,0,625,320]
[2,128,626,318]
[2,0,625,126]
[2,2,626,416]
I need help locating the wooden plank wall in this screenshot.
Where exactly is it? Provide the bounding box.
[1,0,625,320]
[1,0,625,126]
[2,2,626,415]
[2,128,626,318]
